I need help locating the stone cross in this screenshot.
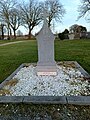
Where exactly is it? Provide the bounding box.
[43,8,48,20]
[36,9,57,76]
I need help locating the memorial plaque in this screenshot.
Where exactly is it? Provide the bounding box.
[36,10,57,76]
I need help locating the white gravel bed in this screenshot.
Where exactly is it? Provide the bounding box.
[8,65,89,96]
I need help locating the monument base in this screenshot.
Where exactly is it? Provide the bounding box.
[36,63,57,76]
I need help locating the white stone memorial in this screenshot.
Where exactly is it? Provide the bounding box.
[36,11,57,76]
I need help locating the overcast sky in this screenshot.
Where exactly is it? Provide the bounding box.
[57,0,90,32]
[19,0,90,35]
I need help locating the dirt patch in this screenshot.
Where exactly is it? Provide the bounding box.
[0,104,90,120]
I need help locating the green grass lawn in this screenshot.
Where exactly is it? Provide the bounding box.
[0,39,90,83]
[0,39,19,44]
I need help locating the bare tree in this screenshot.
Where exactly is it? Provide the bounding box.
[78,0,90,20]
[0,0,17,39]
[69,24,78,33]
[44,0,65,27]
[19,0,42,39]
[9,8,22,39]
[69,24,87,33]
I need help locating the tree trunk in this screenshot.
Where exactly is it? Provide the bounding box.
[1,24,4,40]
[28,29,32,39]
[48,17,51,27]
[13,29,16,39]
[7,24,10,40]
[10,28,12,37]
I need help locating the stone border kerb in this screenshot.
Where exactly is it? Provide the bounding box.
[0,61,90,105]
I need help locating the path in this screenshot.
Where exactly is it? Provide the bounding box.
[0,41,28,47]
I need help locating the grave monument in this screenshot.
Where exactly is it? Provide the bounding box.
[36,10,57,76]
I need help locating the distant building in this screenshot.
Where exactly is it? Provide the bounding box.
[68,32,90,40]
[68,33,75,40]
[86,32,90,38]
[74,33,80,39]
[80,32,90,39]
[80,32,86,39]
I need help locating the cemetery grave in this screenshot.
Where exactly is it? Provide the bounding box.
[0,62,90,97]
[0,10,90,105]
